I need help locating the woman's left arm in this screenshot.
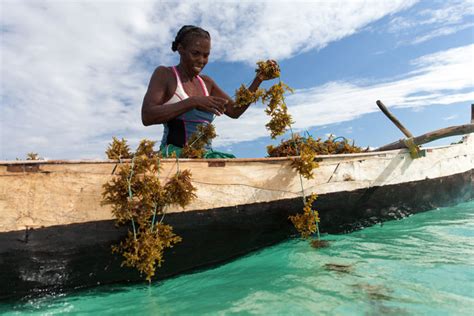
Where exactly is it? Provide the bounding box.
[203,75,264,119]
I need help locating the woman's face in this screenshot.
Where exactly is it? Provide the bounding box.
[178,36,211,77]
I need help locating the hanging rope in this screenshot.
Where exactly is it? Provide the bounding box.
[127,156,137,240]
[286,103,320,241]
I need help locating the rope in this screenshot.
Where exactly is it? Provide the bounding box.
[287,101,320,240]
[150,203,158,233]
[187,123,209,148]
[127,156,137,240]
[175,154,180,173]
[151,157,165,232]
[404,138,421,159]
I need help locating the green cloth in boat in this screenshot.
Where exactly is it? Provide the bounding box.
[160,144,236,159]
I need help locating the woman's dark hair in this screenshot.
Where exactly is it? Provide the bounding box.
[171,25,210,52]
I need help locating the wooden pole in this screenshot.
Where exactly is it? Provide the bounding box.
[376,100,414,138]
[471,104,473,124]
[374,124,474,151]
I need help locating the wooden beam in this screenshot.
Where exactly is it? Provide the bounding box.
[376,100,414,138]
[374,124,474,151]
[471,104,473,124]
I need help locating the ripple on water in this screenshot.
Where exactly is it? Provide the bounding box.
[2,201,474,315]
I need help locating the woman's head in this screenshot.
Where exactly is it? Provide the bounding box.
[173,25,211,76]
[172,25,210,52]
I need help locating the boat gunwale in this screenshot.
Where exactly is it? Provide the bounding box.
[0,137,469,166]
[0,143,462,166]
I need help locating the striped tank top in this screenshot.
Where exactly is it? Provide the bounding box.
[161,66,214,148]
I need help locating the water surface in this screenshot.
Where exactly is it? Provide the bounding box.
[2,201,473,315]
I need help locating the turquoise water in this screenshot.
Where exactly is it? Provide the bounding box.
[2,201,474,315]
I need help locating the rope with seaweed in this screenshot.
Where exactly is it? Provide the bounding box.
[233,60,323,245]
[252,60,367,247]
[103,138,196,281]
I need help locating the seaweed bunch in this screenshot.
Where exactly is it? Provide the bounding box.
[262,82,294,138]
[112,224,182,282]
[106,137,133,160]
[267,134,304,157]
[268,134,366,179]
[324,263,352,273]
[135,139,157,158]
[291,139,320,180]
[234,60,293,139]
[234,84,264,108]
[268,134,367,157]
[267,134,319,179]
[256,60,281,80]
[311,239,330,248]
[26,152,40,160]
[311,135,367,155]
[134,139,161,173]
[102,164,139,225]
[279,135,365,244]
[288,193,320,239]
[102,138,196,281]
[181,123,217,158]
[266,107,294,139]
[164,170,197,208]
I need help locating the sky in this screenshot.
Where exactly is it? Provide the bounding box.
[1,0,473,160]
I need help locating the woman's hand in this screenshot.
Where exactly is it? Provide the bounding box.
[256,59,280,81]
[192,95,229,116]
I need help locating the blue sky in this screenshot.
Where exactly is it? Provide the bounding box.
[1,0,473,160]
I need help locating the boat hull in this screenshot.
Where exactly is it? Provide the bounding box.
[1,168,471,300]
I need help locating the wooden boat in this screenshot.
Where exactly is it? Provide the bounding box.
[1,130,473,300]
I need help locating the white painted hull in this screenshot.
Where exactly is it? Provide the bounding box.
[1,135,472,233]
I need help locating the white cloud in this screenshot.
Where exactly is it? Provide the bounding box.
[387,0,474,44]
[1,0,160,159]
[417,0,474,25]
[214,44,474,145]
[411,23,474,44]
[208,0,418,62]
[0,0,417,159]
[444,114,459,121]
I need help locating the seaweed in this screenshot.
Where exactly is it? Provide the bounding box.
[288,193,319,239]
[234,61,294,139]
[271,134,367,241]
[26,152,40,160]
[324,263,353,273]
[291,138,320,180]
[164,170,197,208]
[105,137,133,160]
[311,239,330,249]
[111,225,182,282]
[102,138,196,281]
[181,123,217,158]
[262,82,294,139]
[256,60,281,80]
[234,84,264,108]
[266,107,294,139]
[268,134,367,157]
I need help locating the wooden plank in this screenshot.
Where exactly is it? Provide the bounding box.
[1,140,472,232]
[375,124,474,151]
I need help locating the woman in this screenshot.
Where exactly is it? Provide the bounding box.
[141,25,275,157]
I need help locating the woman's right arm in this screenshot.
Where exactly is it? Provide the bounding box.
[141,67,229,126]
[141,66,193,126]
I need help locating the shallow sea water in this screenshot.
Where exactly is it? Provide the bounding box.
[2,201,473,315]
